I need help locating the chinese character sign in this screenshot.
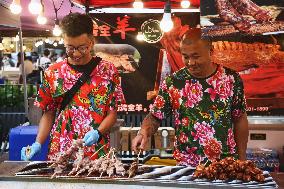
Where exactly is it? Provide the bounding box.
[93,16,136,40]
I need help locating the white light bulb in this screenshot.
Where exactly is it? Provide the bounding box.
[0,43,4,51]
[37,14,47,25]
[53,25,62,36]
[45,38,50,43]
[10,44,15,48]
[28,0,42,15]
[59,38,64,44]
[136,32,144,41]
[181,0,190,8]
[53,42,58,47]
[133,1,143,9]
[10,2,22,14]
[160,13,173,32]
[14,35,19,42]
[35,42,39,47]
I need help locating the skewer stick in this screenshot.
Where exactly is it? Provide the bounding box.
[91,144,106,158]
[204,159,209,166]
[137,149,142,159]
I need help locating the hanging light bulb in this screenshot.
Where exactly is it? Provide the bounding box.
[58,38,64,44]
[14,35,20,42]
[133,0,144,9]
[10,44,15,49]
[53,42,58,47]
[181,0,191,8]
[23,45,27,51]
[0,43,4,51]
[10,0,22,14]
[53,20,62,36]
[35,42,40,47]
[28,0,43,15]
[160,0,173,32]
[44,38,50,43]
[136,32,144,41]
[37,11,47,25]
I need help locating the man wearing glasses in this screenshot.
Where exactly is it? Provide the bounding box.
[21,13,125,161]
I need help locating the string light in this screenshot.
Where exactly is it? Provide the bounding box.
[0,43,4,51]
[37,12,47,25]
[160,0,173,32]
[181,0,191,8]
[133,0,144,9]
[52,0,63,36]
[9,0,22,14]
[53,20,62,36]
[28,0,43,15]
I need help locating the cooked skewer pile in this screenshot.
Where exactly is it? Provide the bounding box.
[193,157,265,182]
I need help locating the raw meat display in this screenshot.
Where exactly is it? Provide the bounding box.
[228,0,272,22]
[215,0,272,32]
[215,0,251,32]
[48,140,131,178]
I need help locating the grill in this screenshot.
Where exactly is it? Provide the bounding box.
[15,161,278,188]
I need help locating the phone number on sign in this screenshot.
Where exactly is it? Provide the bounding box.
[246,107,269,112]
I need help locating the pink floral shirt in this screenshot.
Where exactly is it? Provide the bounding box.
[152,65,246,166]
[35,58,125,160]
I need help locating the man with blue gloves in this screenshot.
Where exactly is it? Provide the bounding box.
[21,13,125,161]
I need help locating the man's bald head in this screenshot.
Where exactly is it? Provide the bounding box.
[181,28,211,48]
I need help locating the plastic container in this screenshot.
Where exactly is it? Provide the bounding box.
[9,125,50,161]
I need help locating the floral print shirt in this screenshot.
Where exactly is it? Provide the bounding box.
[35,58,125,160]
[151,65,246,166]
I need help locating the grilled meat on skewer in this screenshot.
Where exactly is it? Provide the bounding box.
[193,157,266,182]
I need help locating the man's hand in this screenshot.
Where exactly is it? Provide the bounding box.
[21,142,41,161]
[83,129,101,146]
[132,132,148,153]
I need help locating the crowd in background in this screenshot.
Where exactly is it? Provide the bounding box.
[0,49,66,84]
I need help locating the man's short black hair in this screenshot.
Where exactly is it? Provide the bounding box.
[60,13,93,37]
[43,49,50,57]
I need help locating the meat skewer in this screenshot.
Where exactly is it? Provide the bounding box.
[128,149,141,178]
[193,157,265,182]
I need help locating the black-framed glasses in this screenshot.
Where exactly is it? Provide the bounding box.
[65,44,90,55]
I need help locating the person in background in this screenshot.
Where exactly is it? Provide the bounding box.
[39,49,51,70]
[56,51,67,63]
[3,54,15,67]
[21,13,125,161]
[132,28,249,166]
[17,52,34,84]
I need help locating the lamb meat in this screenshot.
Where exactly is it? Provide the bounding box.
[228,0,272,22]
[128,158,139,178]
[215,0,251,32]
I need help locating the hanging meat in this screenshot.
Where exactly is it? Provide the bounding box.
[193,157,265,182]
[228,0,272,22]
[214,0,274,33]
[215,0,251,32]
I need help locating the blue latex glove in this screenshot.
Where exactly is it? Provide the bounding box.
[21,142,41,161]
[83,129,101,146]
